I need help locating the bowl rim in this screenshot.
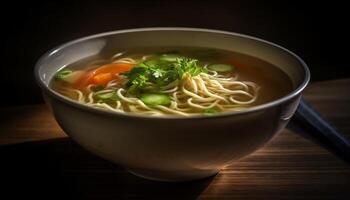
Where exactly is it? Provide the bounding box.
[34,27,310,120]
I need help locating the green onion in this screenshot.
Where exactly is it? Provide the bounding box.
[159,54,181,62]
[140,93,171,106]
[207,64,234,72]
[55,69,73,80]
[203,108,218,115]
[95,91,119,102]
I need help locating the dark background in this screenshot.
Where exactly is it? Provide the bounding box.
[1,0,348,107]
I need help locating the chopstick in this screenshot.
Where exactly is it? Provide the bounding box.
[287,98,350,164]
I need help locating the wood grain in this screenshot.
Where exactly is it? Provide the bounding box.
[0,79,350,200]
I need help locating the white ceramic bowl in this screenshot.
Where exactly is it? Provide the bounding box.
[35,28,310,181]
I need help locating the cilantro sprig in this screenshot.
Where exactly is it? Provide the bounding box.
[123,56,205,93]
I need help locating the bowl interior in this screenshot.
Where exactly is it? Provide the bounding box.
[35,28,309,119]
[37,28,308,87]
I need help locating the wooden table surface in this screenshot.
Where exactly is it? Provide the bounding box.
[1,79,350,200]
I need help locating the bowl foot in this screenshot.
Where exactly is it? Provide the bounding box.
[127,168,219,182]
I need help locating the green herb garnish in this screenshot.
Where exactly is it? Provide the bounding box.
[123,56,205,93]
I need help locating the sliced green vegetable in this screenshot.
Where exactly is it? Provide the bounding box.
[207,64,234,72]
[55,69,73,80]
[203,108,218,115]
[140,93,171,106]
[95,91,119,102]
[159,54,181,62]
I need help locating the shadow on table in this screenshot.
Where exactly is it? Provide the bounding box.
[0,138,213,200]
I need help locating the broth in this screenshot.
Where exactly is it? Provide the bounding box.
[51,47,293,116]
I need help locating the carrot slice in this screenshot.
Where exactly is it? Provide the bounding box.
[92,63,134,75]
[73,63,134,89]
[74,71,94,89]
[92,73,113,85]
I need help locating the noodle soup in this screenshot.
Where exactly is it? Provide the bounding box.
[51,47,293,116]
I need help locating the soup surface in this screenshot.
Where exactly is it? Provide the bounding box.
[51,47,293,116]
